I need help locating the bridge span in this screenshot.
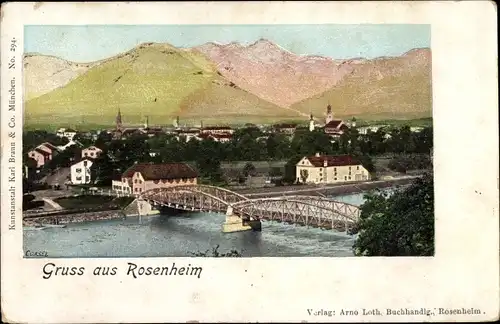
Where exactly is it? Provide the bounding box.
[138,184,360,233]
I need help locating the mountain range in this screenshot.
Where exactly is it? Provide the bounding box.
[24,39,432,127]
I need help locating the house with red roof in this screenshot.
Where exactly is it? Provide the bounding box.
[112,162,199,196]
[323,120,349,137]
[295,153,370,184]
[26,142,60,168]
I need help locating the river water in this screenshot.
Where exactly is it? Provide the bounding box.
[23,190,392,258]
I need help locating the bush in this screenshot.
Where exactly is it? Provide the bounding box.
[189,245,242,257]
[388,154,431,173]
[353,173,434,256]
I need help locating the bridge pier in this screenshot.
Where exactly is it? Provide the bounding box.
[222,206,259,233]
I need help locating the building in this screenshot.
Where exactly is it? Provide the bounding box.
[200,126,234,135]
[321,103,349,137]
[56,128,77,141]
[273,123,297,135]
[324,120,349,137]
[70,158,95,185]
[295,153,370,184]
[112,162,199,196]
[199,132,232,143]
[81,145,103,159]
[27,142,59,168]
[356,125,387,135]
[175,128,201,142]
[309,114,315,132]
[27,148,52,168]
[57,139,83,151]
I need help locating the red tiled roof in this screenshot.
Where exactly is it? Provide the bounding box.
[211,133,232,139]
[306,155,361,167]
[324,120,344,129]
[33,148,51,156]
[122,163,198,180]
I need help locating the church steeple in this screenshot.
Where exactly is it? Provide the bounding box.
[116,108,123,130]
[326,103,333,124]
[309,113,315,132]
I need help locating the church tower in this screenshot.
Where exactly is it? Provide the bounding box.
[116,108,123,131]
[325,103,333,124]
[309,113,315,132]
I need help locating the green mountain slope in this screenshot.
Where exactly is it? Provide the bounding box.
[25,43,298,128]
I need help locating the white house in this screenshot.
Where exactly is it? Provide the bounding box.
[57,139,83,151]
[70,158,94,185]
[56,128,78,141]
[81,145,103,159]
[295,153,371,184]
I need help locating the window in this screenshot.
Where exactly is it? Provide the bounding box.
[76,176,82,181]
[76,168,82,173]
[334,177,337,181]
[85,176,90,182]
[348,176,351,180]
[84,153,88,156]
[135,188,138,192]
[83,161,88,167]
[134,179,138,183]
[349,166,351,170]
[357,166,360,170]
[319,168,323,171]
[90,152,94,156]
[344,176,347,180]
[334,167,337,171]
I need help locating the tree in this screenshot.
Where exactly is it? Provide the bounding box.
[283,155,302,184]
[243,162,256,177]
[299,169,309,183]
[352,172,434,256]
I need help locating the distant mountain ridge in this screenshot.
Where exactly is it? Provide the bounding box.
[24,39,432,126]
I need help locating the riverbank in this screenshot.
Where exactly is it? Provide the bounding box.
[236,176,418,198]
[23,210,124,227]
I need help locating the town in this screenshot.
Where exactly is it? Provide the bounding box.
[23,103,433,228]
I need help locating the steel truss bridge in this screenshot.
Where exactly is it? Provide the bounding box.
[139,184,360,232]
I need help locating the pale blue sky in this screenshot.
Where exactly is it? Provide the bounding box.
[25,24,430,62]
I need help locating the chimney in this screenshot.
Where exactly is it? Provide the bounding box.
[323,159,328,167]
[315,152,320,157]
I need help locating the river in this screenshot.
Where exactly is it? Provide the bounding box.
[23,189,394,258]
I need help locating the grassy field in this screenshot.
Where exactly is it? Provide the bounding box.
[55,195,134,210]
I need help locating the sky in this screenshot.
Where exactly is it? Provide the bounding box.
[25,24,430,62]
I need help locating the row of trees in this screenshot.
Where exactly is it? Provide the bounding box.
[23,124,433,186]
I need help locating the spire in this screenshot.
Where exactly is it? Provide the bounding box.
[325,102,333,124]
[116,108,123,130]
[309,113,315,132]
